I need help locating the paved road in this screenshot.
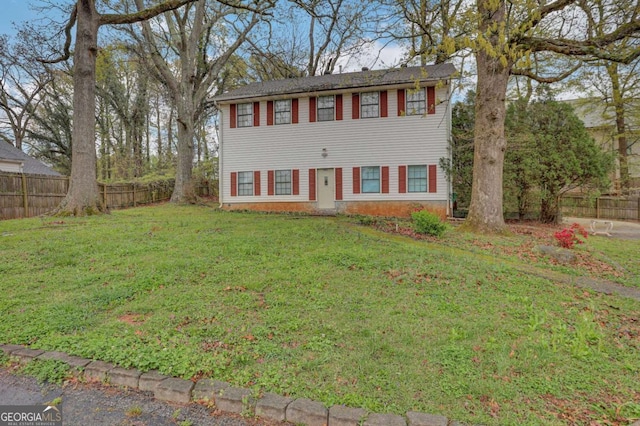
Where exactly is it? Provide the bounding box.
[0,369,281,426]
[563,216,640,240]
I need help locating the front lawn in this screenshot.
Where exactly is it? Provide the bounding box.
[1,205,638,425]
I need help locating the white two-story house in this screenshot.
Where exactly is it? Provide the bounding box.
[213,63,456,218]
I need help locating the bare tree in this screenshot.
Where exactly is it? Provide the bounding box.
[0,33,53,150]
[42,0,199,216]
[130,0,273,203]
[246,0,382,80]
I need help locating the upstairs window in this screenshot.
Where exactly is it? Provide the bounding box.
[275,170,292,195]
[361,92,379,118]
[317,95,335,121]
[237,103,253,127]
[361,166,380,193]
[238,171,253,195]
[408,165,427,192]
[406,89,426,116]
[275,100,291,125]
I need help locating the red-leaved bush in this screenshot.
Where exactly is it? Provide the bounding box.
[554,223,588,249]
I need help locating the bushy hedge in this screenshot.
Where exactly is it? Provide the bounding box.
[411,210,448,237]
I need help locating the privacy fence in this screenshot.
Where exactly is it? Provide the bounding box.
[0,172,217,220]
[560,195,640,221]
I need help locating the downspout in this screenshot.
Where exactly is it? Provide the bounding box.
[217,102,224,209]
[446,82,452,218]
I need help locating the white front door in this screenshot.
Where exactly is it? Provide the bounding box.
[317,168,335,210]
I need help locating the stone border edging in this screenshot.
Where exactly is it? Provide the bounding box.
[0,344,464,426]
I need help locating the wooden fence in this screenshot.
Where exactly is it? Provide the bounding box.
[561,195,640,221]
[0,172,217,220]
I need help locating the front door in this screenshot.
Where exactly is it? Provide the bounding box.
[317,168,335,210]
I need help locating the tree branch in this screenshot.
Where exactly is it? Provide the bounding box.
[511,63,581,83]
[39,4,77,64]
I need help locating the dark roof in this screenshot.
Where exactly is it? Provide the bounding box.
[0,141,61,176]
[214,63,457,102]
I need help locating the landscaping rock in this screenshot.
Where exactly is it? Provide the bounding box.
[406,411,448,426]
[214,385,254,415]
[138,370,168,392]
[11,348,45,364]
[108,367,141,389]
[364,413,407,426]
[192,378,217,401]
[37,351,91,371]
[329,405,368,426]
[84,361,115,382]
[535,245,577,264]
[255,392,293,422]
[286,398,329,426]
[0,344,24,356]
[155,377,194,404]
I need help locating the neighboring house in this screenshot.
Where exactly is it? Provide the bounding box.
[567,99,640,193]
[213,63,456,218]
[0,141,61,176]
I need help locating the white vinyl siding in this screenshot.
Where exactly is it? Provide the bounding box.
[317,96,334,121]
[275,100,291,125]
[238,171,253,195]
[408,165,428,192]
[237,103,253,127]
[361,92,379,119]
[220,87,450,203]
[406,89,426,116]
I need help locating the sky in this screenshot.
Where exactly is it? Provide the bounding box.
[1,1,35,36]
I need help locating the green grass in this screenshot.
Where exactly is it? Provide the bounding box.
[1,205,639,425]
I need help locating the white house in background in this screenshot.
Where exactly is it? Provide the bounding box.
[567,99,640,193]
[0,141,61,176]
[213,63,456,218]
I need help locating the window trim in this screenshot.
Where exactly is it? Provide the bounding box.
[275,169,292,195]
[237,171,254,196]
[317,95,335,122]
[361,166,381,193]
[360,91,380,119]
[407,165,428,193]
[236,103,253,127]
[275,99,291,125]
[406,88,426,116]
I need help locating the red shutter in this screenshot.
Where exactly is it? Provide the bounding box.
[230,104,237,129]
[427,86,436,115]
[397,89,405,116]
[292,98,299,124]
[267,101,274,125]
[336,94,343,121]
[253,102,260,127]
[382,166,389,194]
[335,168,343,200]
[309,169,316,201]
[309,97,316,122]
[254,171,261,196]
[352,94,360,120]
[398,166,407,193]
[268,170,274,195]
[380,90,388,117]
[230,172,237,196]
[293,169,300,195]
[352,167,361,194]
[429,165,437,193]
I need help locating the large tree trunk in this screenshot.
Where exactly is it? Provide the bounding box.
[55,0,104,216]
[607,63,629,194]
[171,110,195,203]
[462,0,510,233]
